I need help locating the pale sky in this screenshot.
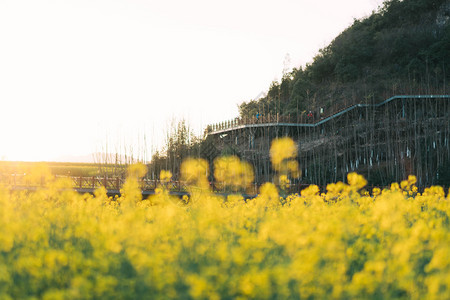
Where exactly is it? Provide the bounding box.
[0,0,384,162]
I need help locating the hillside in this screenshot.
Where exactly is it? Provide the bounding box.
[150,0,450,179]
[239,0,450,119]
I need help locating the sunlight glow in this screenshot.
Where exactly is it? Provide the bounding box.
[0,0,384,162]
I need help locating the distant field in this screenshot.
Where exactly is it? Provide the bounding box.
[0,161,125,177]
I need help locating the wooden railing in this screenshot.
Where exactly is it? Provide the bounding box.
[0,173,311,196]
[207,113,316,133]
[207,95,450,134]
[0,174,189,192]
[2,173,423,196]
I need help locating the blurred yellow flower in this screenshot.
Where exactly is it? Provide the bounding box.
[270,137,300,178]
[181,158,209,189]
[160,170,172,182]
[347,172,367,190]
[214,156,254,191]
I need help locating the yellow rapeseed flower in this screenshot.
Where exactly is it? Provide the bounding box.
[347,172,367,190]
[160,170,172,182]
[270,137,297,169]
[214,156,254,191]
[181,158,209,189]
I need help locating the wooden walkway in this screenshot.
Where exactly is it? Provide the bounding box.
[1,174,263,198]
[1,172,411,197]
[207,95,450,135]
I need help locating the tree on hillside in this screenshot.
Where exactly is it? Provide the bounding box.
[285,68,313,116]
[149,119,198,180]
[239,0,450,118]
[268,81,280,114]
[238,99,260,120]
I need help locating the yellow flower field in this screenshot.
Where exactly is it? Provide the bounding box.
[1,138,449,299]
